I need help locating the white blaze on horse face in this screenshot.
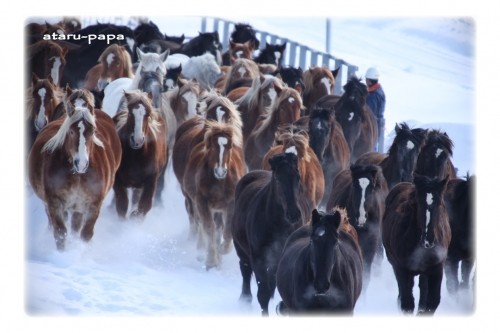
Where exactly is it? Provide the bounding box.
[435,148,443,158]
[235,50,243,58]
[215,136,228,179]
[424,192,434,247]
[74,98,89,113]
[274,51,281,65]
[75,120,89,173]
[358,177,370,226]
[132,104,146,147]
[285,146,298,156]
[238,66,247,78]
[315,226,326,237]
[182,91,198,118]
[216,106,225,123]
[320,77,331,95]
[35,88,47,130]
[348,112,354,121]
[407,140,415,150]
[106,53,115,66]
[288,97,295,104]
[50,56,61,86]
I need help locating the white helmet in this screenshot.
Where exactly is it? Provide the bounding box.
[365,67,380,80]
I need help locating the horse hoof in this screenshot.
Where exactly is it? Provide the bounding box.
[276,301,288,316]
[130,210,145,221]
[219,241,233,255]
[238,294,252,303]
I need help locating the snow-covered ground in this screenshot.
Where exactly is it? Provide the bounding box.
[4,2,499,333]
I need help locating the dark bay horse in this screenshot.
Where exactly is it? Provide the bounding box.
[231,152,308,315]
[28,88,121,250]
[382,174,451,315]
[275,65,305,96]
[307,106,351,208]
[444,173,475,294]
[27,40,67,87]
[356,122,428,190]
[182,121,246,269]
[326,164,389,287]
[112,90,168,219]
[262,128,323,221]
[416,129,457,180]
[244,87,303,170]
[334,76,377,163]
[276,208,363,315]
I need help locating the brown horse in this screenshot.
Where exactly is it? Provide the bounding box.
[228,40,255,64]
[334,76,378,163]
[27,40,67,87]
[84,44,134,91]
[306,105,351,208]
[302,66,339,112]
[326,164,389,287]
[262,128,324,220]
[28,88,121,250]
[26,73,65,152]
[221,58,261,95]
[244,87,303,170]
[232,74,284,144]
[382,174,451,315]
[182,121,246,269]
[356,122,429,190]
[112,90,168,219]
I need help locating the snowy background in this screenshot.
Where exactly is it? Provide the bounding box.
[3,2,499,332]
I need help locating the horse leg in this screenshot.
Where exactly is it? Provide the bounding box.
[220,204,234,255]
[133,176,157,218]
[234,242,253,303]
[154,163,168,207]
[419,265,444,315]
[417,274,429,314]
[460,258,475,290]
[71,212,83,235]
[46,202,68,251]
[393,267,415,314]
[254,258,272,316]
[113,183,129,219]
[444,258,459,294]
[80,204,101,243]
[197,202,219,270]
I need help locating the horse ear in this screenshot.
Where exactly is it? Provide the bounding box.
[331,67,340,78]
[31,72,39,86]
[65,84,73,97]
[280,42,287,50]
[274,84,283,96]
[328,210,342,230]
[160,48,170,62]
[229,40,236,49]
[311,209,321,226]
[136,47,145,61]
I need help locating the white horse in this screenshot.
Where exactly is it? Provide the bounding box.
[181,52,222,91]
[102,48,170,116]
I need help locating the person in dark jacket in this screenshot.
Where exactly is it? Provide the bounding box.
[365,67,386,152]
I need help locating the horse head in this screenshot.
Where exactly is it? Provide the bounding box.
[122,90,158,149]
[269,152,302,225]
[349,164,384,228]
[416,129,455,180]
[136,48,169,108]
[163,64,183,91]
[390,122,428,183]
[229,40,255,64]
[310,209,342,294]
[413,174,450,250]
[30,73,60,131]
[308,106,333,162]
[273,87,302,126]
[231,23,260,49]
[204,121,239,180]
[277,66,304,95]
[255,42,287,68]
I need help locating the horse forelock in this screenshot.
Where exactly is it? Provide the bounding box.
[203,120,242,150]
[277,130,311,162]
[304,67,334,96]
[42,107,103,154]
[256,88,301,137]
[118,91,162,138]
[204,94,243,131]
[425,129,454,156]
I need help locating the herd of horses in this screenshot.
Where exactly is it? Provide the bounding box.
[26,18,475,316]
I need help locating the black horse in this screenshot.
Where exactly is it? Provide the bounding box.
[231,152,308,315]
[275,65,305,96]
[254,42,287,68]
[276,208,363,315]
[133,20,185,62]
[382,174,451,315]
[356,122,428,190]
[416,129,457,180]
[177,31,222,65]
[222,23,260,65]
[326,164,388,287]
[444,173,475,294]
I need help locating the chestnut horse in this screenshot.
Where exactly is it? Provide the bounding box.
[182,121,246,269]
[302,66,339,112]
[276,208,363,315]
[326,164,389,287]
[262,128,323,221]
[334,76,378,163]
[27,40,67,87]
[244,87,303,170]
[382,174,451,315]
[112,90,168,219]
[356,122,428,190]
[221,58,261,95]
[231,152,309,315]
[28,88,121,250]
[84,44,134,92]
[26,73,65,152]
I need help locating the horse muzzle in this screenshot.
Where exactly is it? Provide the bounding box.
[129,134,145,149]
[214,166,228,179]
[34,116,48,131]
[73,159,89,174]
